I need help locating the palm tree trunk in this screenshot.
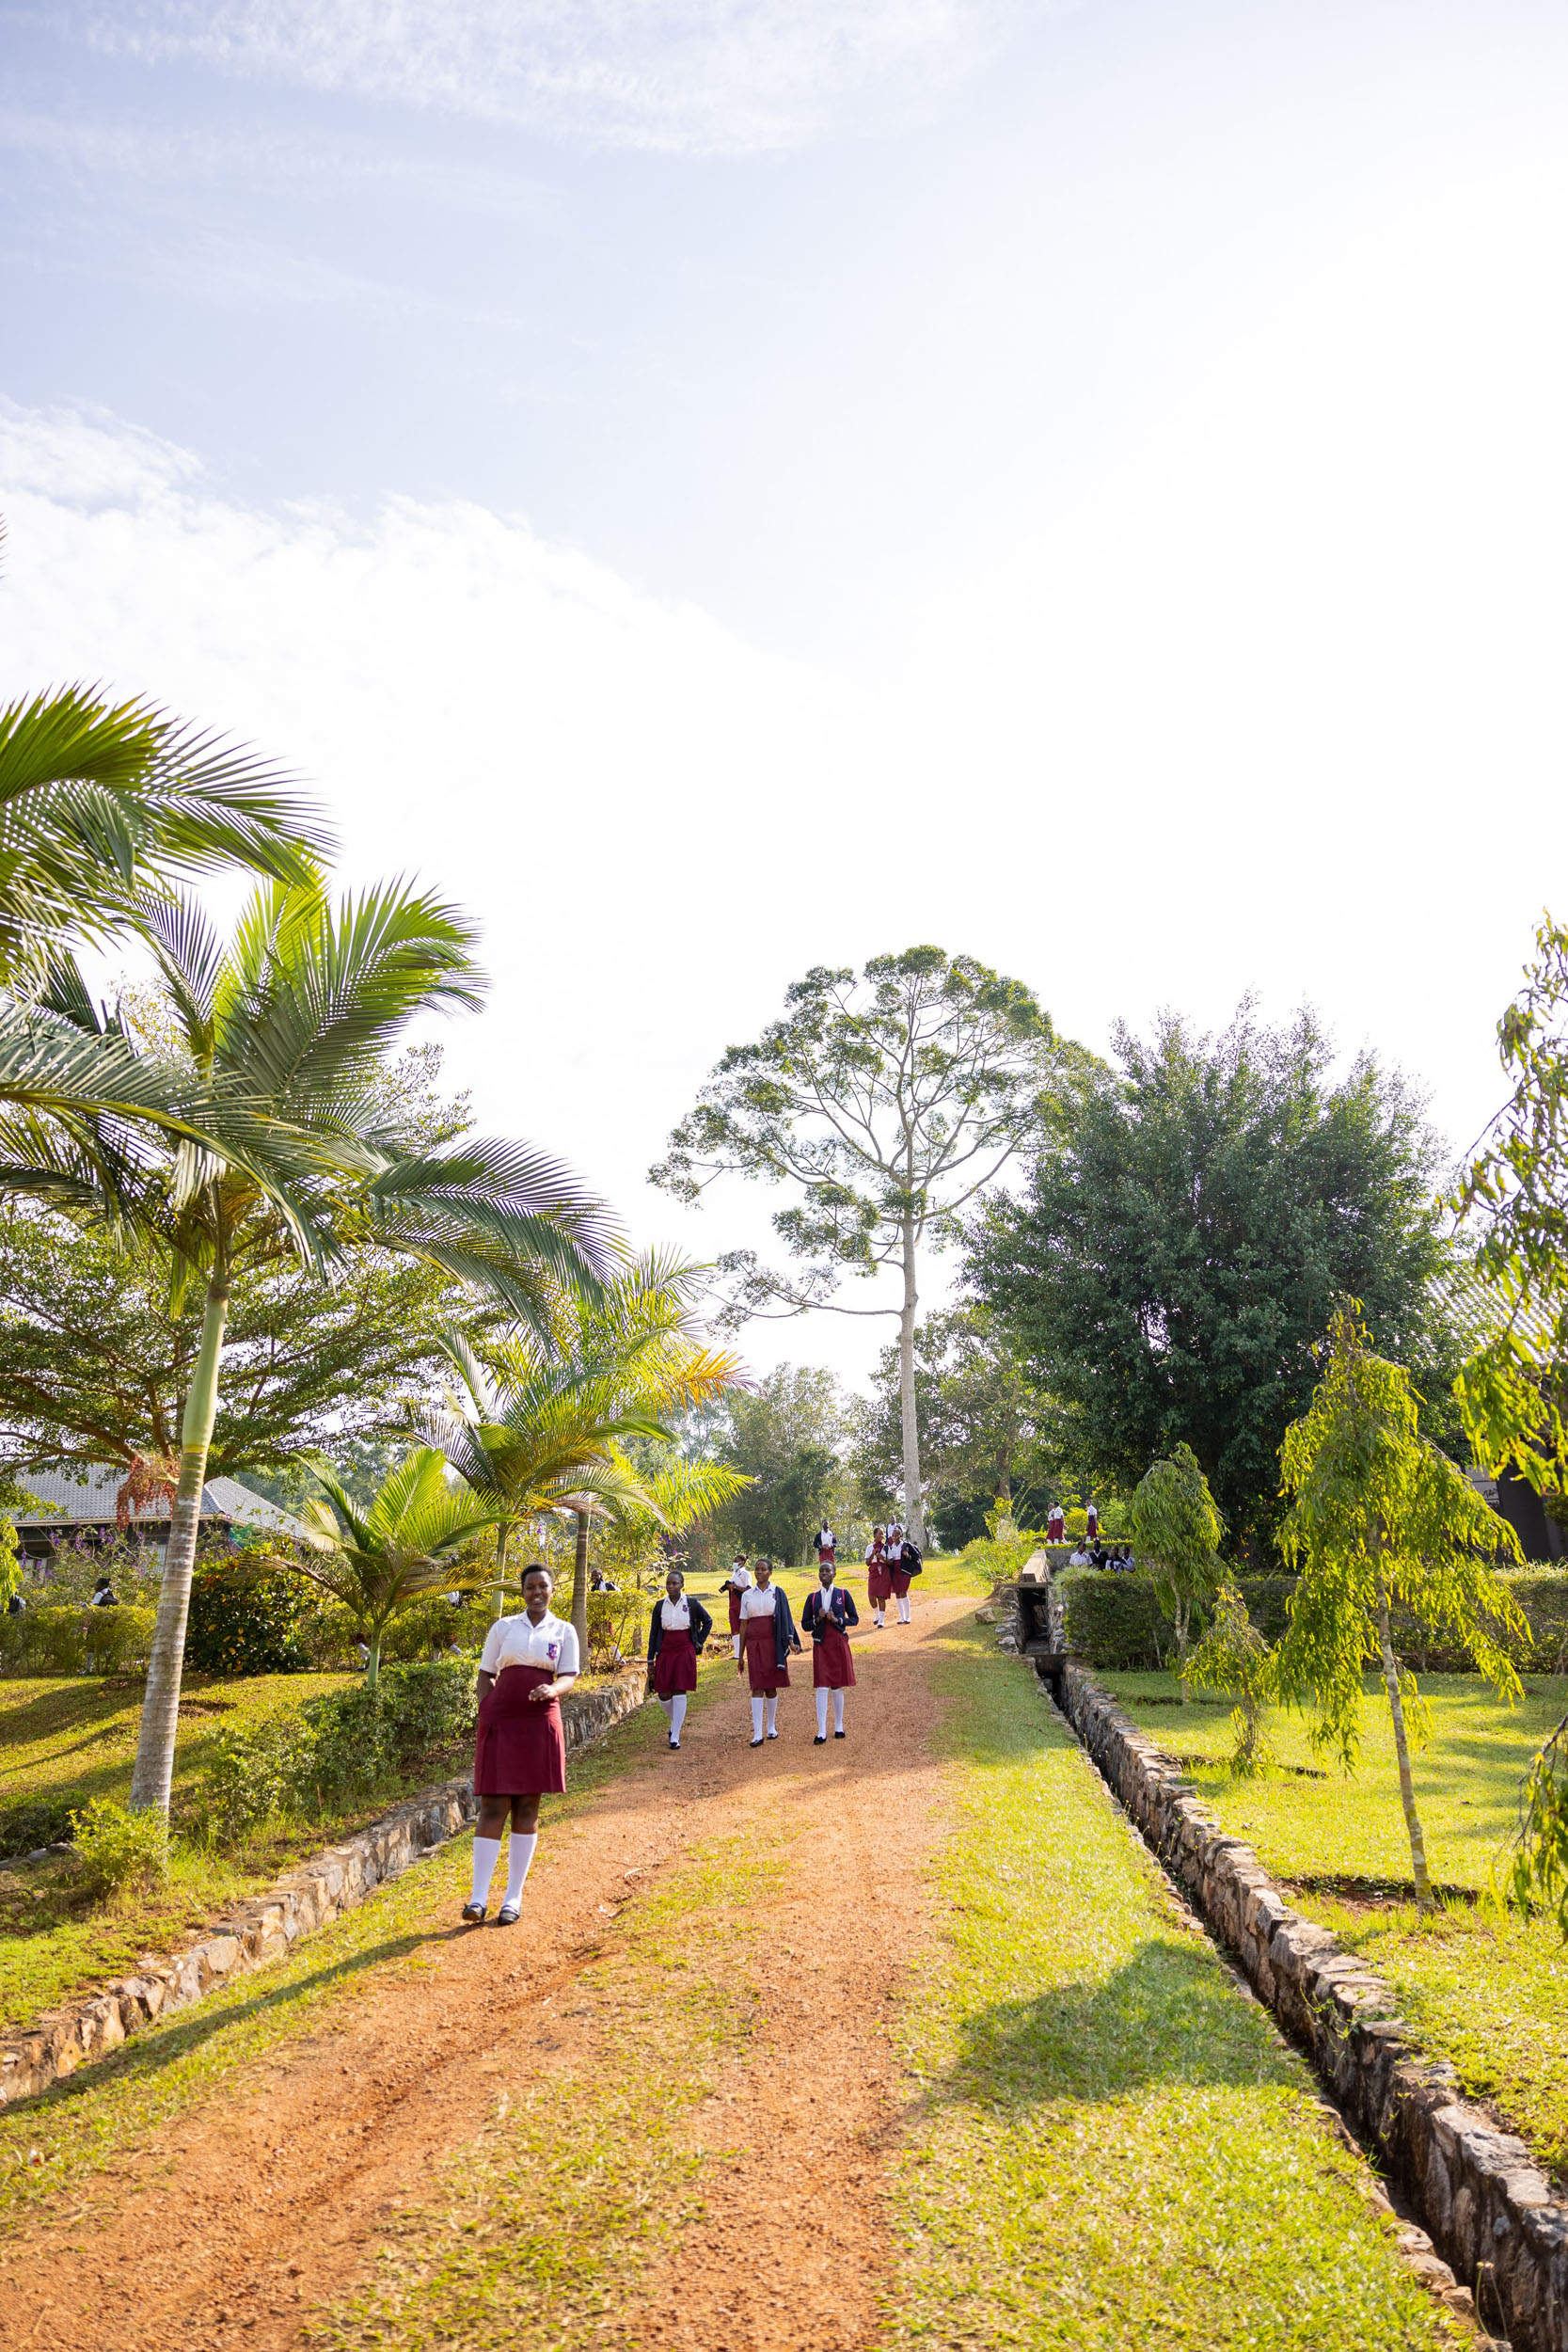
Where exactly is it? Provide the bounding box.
[492,1518,511,1620]
[365,1626,382,1692]
[130,1263,230,1814]
[898,1209,926,1550]
[571,1510,590,1659]
[1376,1579,1433,1909]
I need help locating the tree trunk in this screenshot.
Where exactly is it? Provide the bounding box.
[571,1510,590,1660]
[1376,1580,1433,1909]
[898,1212,926,1549]
[365,1626,382,1692]
[130,1263,230,1815]
[492,1518,511,1619]
[1175,1593,1191,1703]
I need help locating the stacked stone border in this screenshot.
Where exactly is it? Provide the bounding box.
[0,1665,648,2110]
[1003,1569,1566,2352]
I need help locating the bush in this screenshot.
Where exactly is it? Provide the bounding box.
[1065,1571,1172,1668]
[0,1603,155,1677]
[82,1605,156,1674]
[71,1797,168,1898]
[190,1655,480,1849]
[185,1564,312,1676]
[0,1793,78,1854]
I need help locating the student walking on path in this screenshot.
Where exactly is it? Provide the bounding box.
[887,1523,920,1626]
[721,1550,753,1659]
[465,1564,579,1926]
[864,1524,893,1629]
[647,1565,712,1750]
[802,1556,858,1742]
[738,1558,801,1746]
[816,1521,836,1568]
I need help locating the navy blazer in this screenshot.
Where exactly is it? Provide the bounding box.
[801,1586,860,1639]
[646,1597,714,1662]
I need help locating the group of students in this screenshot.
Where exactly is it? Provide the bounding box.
[1045,1502,1100,1545]
[459,1522,908,1923]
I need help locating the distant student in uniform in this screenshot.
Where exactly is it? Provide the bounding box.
[646,1565,712,1750]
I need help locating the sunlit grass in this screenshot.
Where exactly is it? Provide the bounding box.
[879,1625,1456,2349]
[1100,1668,1568,2183]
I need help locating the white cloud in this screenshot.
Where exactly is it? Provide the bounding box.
[87,0,1018,154]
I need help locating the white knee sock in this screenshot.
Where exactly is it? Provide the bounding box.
[765,1693,778,1736]
[669,1692,688,1740]
[505,1832,537,1904]
[833,1688,846,1732]
[470,1834,501,1907]
[752,1694,765,1739]
[659,1694,673,1722]
[816,1687,830,1737]
[732,1633,741,1658]
[900,1597,911,1621]
[875,1607,885,1626]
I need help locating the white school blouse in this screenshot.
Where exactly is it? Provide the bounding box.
[479,1610,580,1679]
[658,1597,691,1630]
[739,1585,778,1621]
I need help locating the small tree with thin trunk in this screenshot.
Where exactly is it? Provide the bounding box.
[1185,1581,1276,1771]
[1275,1303,1525,1909]
[652,948,1076,1549]
[1128,1441,1224,1696]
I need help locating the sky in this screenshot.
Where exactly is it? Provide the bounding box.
[2,0,1566,1396]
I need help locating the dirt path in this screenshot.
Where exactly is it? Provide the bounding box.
[0,1597,968,2352]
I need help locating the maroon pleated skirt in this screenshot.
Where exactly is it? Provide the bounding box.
[727,1588,744,1632]
[743,1613,789,1692]
[473,1663,566,1795]
[812,1626,856,1689]
[888,1565,912,1597]
[653,1626,697,1696]
[866,1557,892,1600]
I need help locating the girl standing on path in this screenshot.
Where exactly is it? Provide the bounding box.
[721,1550,753,1659]
[801,1557,858,1743]
[864,1524,892,1629]
[464,1564,578,1927]
[738,1558,801,1746]
[647,1565,712,1750]
[886,1523,919,1626]
[816,1522,836,1569]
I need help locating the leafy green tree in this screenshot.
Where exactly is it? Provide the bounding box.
[1275,1304,1524,1908]
[968,1005,1446,1559]
[1185,1581,1276,1771]
[652,947,1077,1549]
[275,1450,494,1689]
[0,1199,459,1480]
[715,1364,849,1565]
[852,1303,1053,1538]
[1128,1442,1224,1692]
[121,875,613,1815]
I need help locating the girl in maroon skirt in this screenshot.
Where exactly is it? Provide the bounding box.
[802,1558,859,1741]
[646,1565,713,1749]
[737,1558,801,1745]
[864,1525,893,1629]
[464,1564,580,1926]
[887,1520,914,1626]
[721,1550,753,1659]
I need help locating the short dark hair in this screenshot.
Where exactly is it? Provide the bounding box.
[666,1565,685,1583]
[521,1563,552,1588]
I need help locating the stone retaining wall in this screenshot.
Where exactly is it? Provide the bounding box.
[0,1665,648,2110]
[1053,1655,1567,2351]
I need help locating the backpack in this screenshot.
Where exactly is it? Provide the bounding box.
[901,1540,923,1576]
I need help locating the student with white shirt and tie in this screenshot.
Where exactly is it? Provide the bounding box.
[645,1565,714,1749]
[721,1550,754,1659]
[801,1555,859,1742]
[464,1564,580,1926]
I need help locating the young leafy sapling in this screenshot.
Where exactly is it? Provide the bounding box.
[1185,1581,1276,1772]
[1129,1442,1224,1700]
[1275,1303,1524,1910]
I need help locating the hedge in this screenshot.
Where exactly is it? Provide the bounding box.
[1062,1565,1568,1676]
[0,1604,155,1677]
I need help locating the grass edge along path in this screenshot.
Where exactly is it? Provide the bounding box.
[0,1677,701,2236]
[877,1621,1463,2351]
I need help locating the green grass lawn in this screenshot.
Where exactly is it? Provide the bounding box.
[1100,1668,1568,2184]
[881,1623,1459,2350]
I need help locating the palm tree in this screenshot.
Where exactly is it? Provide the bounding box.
[123,871,615,1814]
[275,1450,496,1689]
[423,1252,749,1650]
[0,675,324,988]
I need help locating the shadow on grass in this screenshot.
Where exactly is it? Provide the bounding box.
[916,1936,1279,2116]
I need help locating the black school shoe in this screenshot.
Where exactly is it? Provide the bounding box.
[461,1900,486,1925]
